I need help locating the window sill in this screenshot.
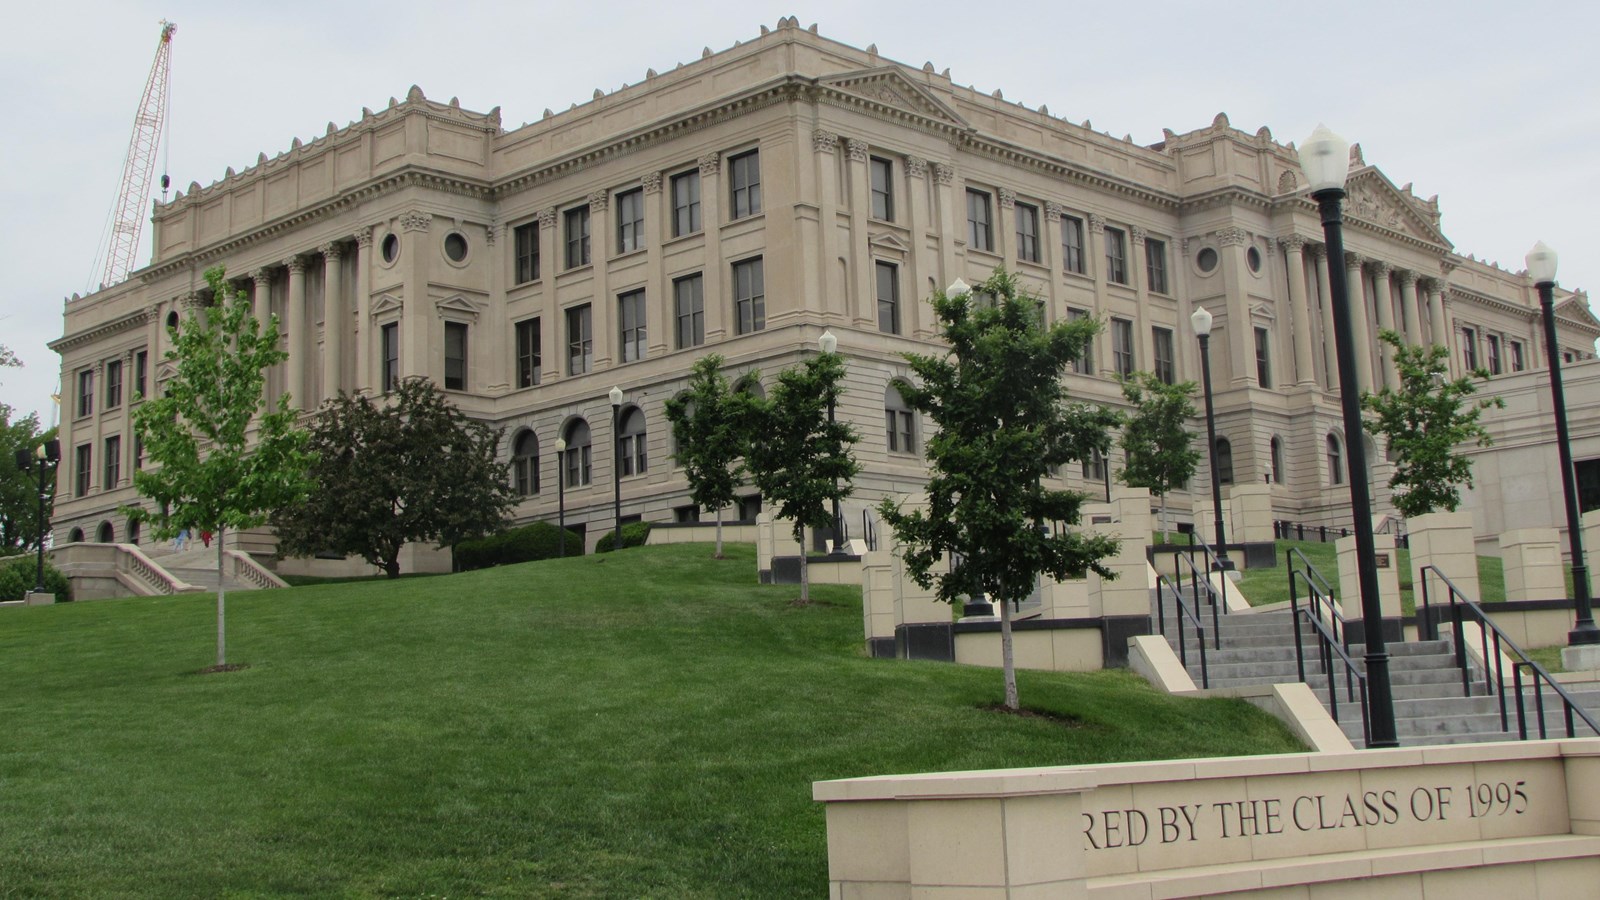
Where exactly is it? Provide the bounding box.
[610,248,647,264]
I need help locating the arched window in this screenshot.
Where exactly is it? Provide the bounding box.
[1327,434,1344,486]
[885,383,916,454]
[68,527,85,543]
[1269,437,1283,485]
[734,374,765,401]
[563,419,592,487]
[97,521,115,543]
[165,310,179,331]
[619,407,647,476]
[512,430,540,496]
[1215,437,1234,485]
[128,519,141,545]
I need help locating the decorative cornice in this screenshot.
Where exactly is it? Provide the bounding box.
[399,211,432,233]
[845,138,869,163]
[905,155,926,178]
[50,309,151,353]
[811,129,838,154]
[698,152,721,177]
[1216,226,1248,247]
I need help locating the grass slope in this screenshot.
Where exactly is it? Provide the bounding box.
[0,543,1300,897]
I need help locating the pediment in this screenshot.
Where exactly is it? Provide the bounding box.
[816,67,970,131]
[1556,294,1600,333]
[372,294,403,317]
[1343,168,1451,249]
[435,294,484,321]
[868,231,911,254]
[1249,302,1275,321]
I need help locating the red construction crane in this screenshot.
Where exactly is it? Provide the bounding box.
[94,20,175,289]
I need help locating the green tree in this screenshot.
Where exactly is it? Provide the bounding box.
[1362,329,1503,518]
[0,343,18,372]
[1117,371,1200,538]
[272,377,515,578]
[664,354,748,559]
[1,408,56,555]
[878,270,1121,711]
[744,350,859,603]
[129,266,312,669]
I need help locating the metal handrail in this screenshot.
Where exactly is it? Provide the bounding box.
[1155,571,1209,688]
[1172,538,1225,649]
[1286,547,1346,647]
[1419,564,1600,739]
[1288,563,1371,745]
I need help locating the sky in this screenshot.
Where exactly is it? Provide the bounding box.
[4,0,1597,424]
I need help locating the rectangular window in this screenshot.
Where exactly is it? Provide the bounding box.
[565,443,591,488]
[564,206,591,269]
[1068,308,1094,375]
[1487,334,1503,375]
[381,323,399,392]
[1105,227,1128,285]
[1061,215,1086,274]
[1255,327,1272,388]
[733,257,765,335]
[966,189,993,253]
[618,290,646,363]
[729,150,762,219]
[103,435,121,490]
[886,410,914,453]
[514,221,540,283]
[77,369,93,418]
[1015,202,1040,264]
[1462,327,1478,371]
[1083,447,1106,482]
[567,305,592,375]
[674,274,705,349]
[616,188,644,254]
[1112,317,1135,378]
[444,322,468,391]
[671,170,701,237]
[869,156,894,221]
[1146,238,1169,294]
[876,261,900,335]
[75,444,91,496]
[104,360,123,409]
[134,350,148,400]
[1511,340,1525,372]
[1153,327,1175,385]
[134,435,143,471]
[515,318,541,389]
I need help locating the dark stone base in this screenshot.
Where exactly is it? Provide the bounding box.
[1239,541,1277,569]
[867,636,897,659]
[767,554,863,585]
[896,622,954,661]
[1341,617,1405,645]
[1100,615,1152,668]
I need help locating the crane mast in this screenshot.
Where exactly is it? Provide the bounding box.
[98,20,175,288]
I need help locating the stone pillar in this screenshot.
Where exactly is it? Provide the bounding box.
[1219,226,1252,385]
[320,242,344,402]
[1312,243,1337,390]
[844,138,874,328]
[1087,214,1111,376]
[1337,533,1402,622]
[860,549,897,657]
[996,187,1017,271]
[1501,527,1566,603]
[642,172,669,357]
[1407,510,1481,609]
[399,210,432,382]
[352,228,373,393]
[1369,260,1395,388]
[932,162,958,293]
[1131,226,1154,368]
[697,154,726,341]
[1192,495,1231,548]
[1227,483,1275,544]
[250,268,274,406]
[586,190,612,368]
[904,155,931,337]
[811,131,844,320]
[1427,277,1450,349]
[1283,236,1316,387]
[1345,252,1375,393]
[284,255,307,408]
[1398,270,1422,347]
[1584,510,1600,585]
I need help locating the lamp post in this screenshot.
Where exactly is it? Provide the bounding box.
[945,278,995,617]
[554,437,567,558]
[610,386,624,552]
[1301,123,1398,748]
[12,439,60,594]
[1189,306,1232,571]
[1527,241,1599,650]
[819,329,846,555]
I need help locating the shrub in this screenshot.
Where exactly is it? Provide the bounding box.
[455,521,583,572]
[595,522,652,554]
[0,556,72,602]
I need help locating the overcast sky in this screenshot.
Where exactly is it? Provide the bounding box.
[4,0,1597,423]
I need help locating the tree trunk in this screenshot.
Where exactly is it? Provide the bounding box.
[714,506,724,559]
[1159,494,1169,542]
[797,523,810,603]
[215,524,227,668]
[999,583,1019,710]
[385,557,400,579]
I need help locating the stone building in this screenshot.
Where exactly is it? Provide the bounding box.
[48,17,1600,558]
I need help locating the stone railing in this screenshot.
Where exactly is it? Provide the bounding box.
[52,542,195,599]
[223,549,288,591]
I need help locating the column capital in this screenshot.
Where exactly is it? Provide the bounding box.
[1367,259,1391,277]
[698,152,720,177]
[931,162,954,186]
[1130,225,1147,246]
[320,242,344,261]
[1216,226,1248,247]
[1306,242,1326,261]
[905,155,926,179]
[1043,200,1063,221]
[353,226,374,248]
[537,207,558,230]
[811,129,838,154]
[1344,251,1363,269]
[997,187,1015,209]
[642,171,663,194]
[588,190,608,212]
[252,267,273,286]
[844,138,869,163]
[1087,213,1106,234]
[284,255,308,274]
[1396,268,1419,286]
[1280,234,1306,253]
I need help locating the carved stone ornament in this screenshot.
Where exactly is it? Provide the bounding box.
[1346,184,1405,230]
[399,211,432,233]
[354,227,374,248]
[1264,237,1277,253]
[252,268,273,287]
[932,162,954,186]
[588,190,608,212]
[1344,251,1363,270]
[1129,225,1147,246]
[320,241,343,260]
[537,207,558,229]
[1367,259,1391,278]
[1216,226,1248,247]
[1087,213,1106,234]
[1440,259,1458,276]
[484,222,499,246]
[845,138,869,163]
[698,153,721,177]
[905,155,927,178]
[1277,169,1299,193]
[1306,242,1325,261]
[811,129,838,154]
[285,256,308,274]
[997,188,1016,209]
[1280,234,1306,253]
[1397,268,1418,286]
[1043,201,1063,221]
[642,172,663,194]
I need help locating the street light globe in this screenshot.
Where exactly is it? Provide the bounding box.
[1299,124,1352,193]
[1190,306,1214,337]
[819,330,837,354]
[555,438,566,452]
[609,386,624,407]
[946,277,970,298]
[34,443,47,461]
[1526,241,1559,285]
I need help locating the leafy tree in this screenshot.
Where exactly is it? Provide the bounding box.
[878,270,1121,711]
[1,407,56,556]
[129,266,312,669]
[665,354,749,559]
[0,344,18,373]
[744,350,859,603]
[273,377,515,579]
[1117,371,1200,538]
[1362,329,1503,518]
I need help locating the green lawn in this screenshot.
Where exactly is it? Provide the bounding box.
[0,543,1300,898]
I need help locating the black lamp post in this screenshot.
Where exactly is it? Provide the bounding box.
[946,278,994,617]
[1301,123,1398,748]
[554,437,567,558]
[13,439,60,594]
[610,386,624,552]
[819,329,846,556]
[1189,306,1232,571]
[1527,241,1599,648]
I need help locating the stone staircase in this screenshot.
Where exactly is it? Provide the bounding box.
[1153,588,1600,747]
[144,547,270,594]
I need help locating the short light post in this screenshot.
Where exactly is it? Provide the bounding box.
[1189,306,1232,571]
[610,386,624,552]
[1301,123,1398,748]
[819,329,847,556]
[1526,241,1600,652]
[554,437,567,558]
[13,440,60,593]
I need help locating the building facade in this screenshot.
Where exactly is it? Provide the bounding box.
[49,18,1600,555]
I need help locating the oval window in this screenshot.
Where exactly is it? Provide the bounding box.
[1247,246,1263,273]
[444,233,468,262]
[381,233,400,263]
[1197,247,1219,273]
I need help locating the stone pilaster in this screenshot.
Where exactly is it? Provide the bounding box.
[320,242,344,402]
[1282,236,1316,387]
[284,255,307,408]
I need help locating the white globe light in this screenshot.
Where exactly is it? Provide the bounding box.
[1526,241,1559,285]
[1299,124,1352,193]
[1190,306,1214,337]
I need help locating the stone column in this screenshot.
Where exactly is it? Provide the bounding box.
[811,131,843,320]
[1087,214,1111,377]
[1131,226,1154,369]
[1398,269,1422,347]
[698,153,726,341]
[483,222,507,393]
[1408,510,1481,612]
[284,255,307,408]
[996,187,1017,271]
[251,268,277,405]
[1283,236,1316,387]
[537,207,558,377]
[1218,226,1252,385]
[399,210,432,382]
[1311,243,1337,390]
[642,173,669,357]
[320,242,344,402]
[1369,260,1395,389]
[845,138,874,328]
[1042,202,1065,327]
[905,156,931,337]
[1345,252,1374,392]
[586,190,612,368]
[352,228,373,393]
[1427,276,1450,348]
[1501,528,1565,604]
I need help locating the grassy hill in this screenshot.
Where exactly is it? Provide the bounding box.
[0,543,1301,897]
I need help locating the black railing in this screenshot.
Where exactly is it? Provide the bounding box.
[1273,520,1408,549]
[1155,572,1210,688]
[1174,532,1229,646]
[861,509,878,553]
[1419,564,1600,740]
[1287,547,1370,745]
